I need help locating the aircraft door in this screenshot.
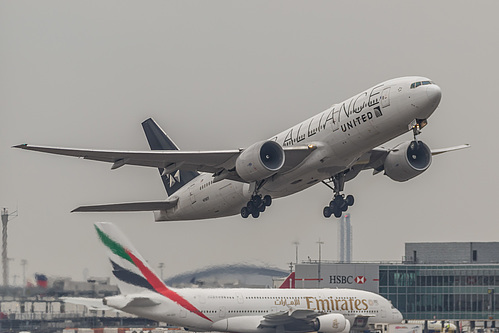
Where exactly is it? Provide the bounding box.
[188,184,197,205]
[380,307,386,320]
[236,293,244,304]
[219,306,227,318]
[381,87,391,108]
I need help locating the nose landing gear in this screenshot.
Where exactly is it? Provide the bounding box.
[322,173,354,218]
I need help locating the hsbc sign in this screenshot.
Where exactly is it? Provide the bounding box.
[329,275,367,284]
[296,263,380,293]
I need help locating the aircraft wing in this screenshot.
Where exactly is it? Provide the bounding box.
[13,144,314,175]
[260,309,371,331]
[430,144,471,156]
[259,309,320,328]
[351,143,471,176]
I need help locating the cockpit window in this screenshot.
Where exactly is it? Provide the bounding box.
[410,80,434,89]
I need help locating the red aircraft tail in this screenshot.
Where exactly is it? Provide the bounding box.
[279,272,295,289]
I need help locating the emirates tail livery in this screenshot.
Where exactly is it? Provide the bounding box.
[86,222,402,332]
[15,76,469,219]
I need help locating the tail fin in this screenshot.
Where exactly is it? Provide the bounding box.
[142,118,199,197]
[94,222,212,321]
[279,272,296,289]
[94,222,163,295]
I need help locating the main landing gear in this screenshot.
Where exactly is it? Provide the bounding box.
[322,173,354,218]
[240,194,272,219]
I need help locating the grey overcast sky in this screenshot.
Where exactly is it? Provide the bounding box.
[0,1,496,284]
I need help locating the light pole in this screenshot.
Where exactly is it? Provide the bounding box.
[158,263,165,281]
[293,241,299,265]
[317,239,324,288]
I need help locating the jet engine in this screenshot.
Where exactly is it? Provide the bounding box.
[235,140,285,182]
[384,140,432,182]
[312,313,350,333]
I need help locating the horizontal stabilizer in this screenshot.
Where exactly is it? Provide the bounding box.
[126,296,161,307]
[61,297,118,312]
[72,198,178,212]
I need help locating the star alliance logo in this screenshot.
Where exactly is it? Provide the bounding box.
[166,170,181,187]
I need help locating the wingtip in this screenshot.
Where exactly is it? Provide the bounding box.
[12,144,28,149]
[141,117,154,125]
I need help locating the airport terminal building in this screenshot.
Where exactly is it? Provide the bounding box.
[295,242,499,321]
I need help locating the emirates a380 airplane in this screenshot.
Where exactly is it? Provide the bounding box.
[86,222,403,333]
[15,76,468,220]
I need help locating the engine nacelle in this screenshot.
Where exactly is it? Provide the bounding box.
[312,313,350,333]
[384,140,432,182]
[235,140,285,182]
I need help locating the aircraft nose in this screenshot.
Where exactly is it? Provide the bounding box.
[426,83,442,109]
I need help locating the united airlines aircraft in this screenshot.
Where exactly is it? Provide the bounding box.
[84,222,403,332]
[14,76,469,219]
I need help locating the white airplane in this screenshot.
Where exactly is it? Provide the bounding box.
[86,222,403,332]
[14,76,469,220]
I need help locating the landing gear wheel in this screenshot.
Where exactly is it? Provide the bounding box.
[258,203,266,213]
[241,194,273,219]
[323,206,332,218]
[325,194,354,218]
[241,207,250,218]
[345,195,354,206]
[252,195,262,207]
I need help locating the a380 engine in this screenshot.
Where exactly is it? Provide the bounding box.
[311,313,351,333]
[384,140,432,182]
[235,140,285,182]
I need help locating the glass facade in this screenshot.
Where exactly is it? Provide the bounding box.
[379,265,499,320]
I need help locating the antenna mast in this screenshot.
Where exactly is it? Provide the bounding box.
[1,208,18,286]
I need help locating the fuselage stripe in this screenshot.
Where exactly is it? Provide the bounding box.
[125,249,212,322]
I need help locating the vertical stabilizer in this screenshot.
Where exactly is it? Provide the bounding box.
[94,222,212,322]
[94,222,163,295]
[141,118,199,196]
[279,272,296,289]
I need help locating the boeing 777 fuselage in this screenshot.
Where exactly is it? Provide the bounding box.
[15,76,469,220]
